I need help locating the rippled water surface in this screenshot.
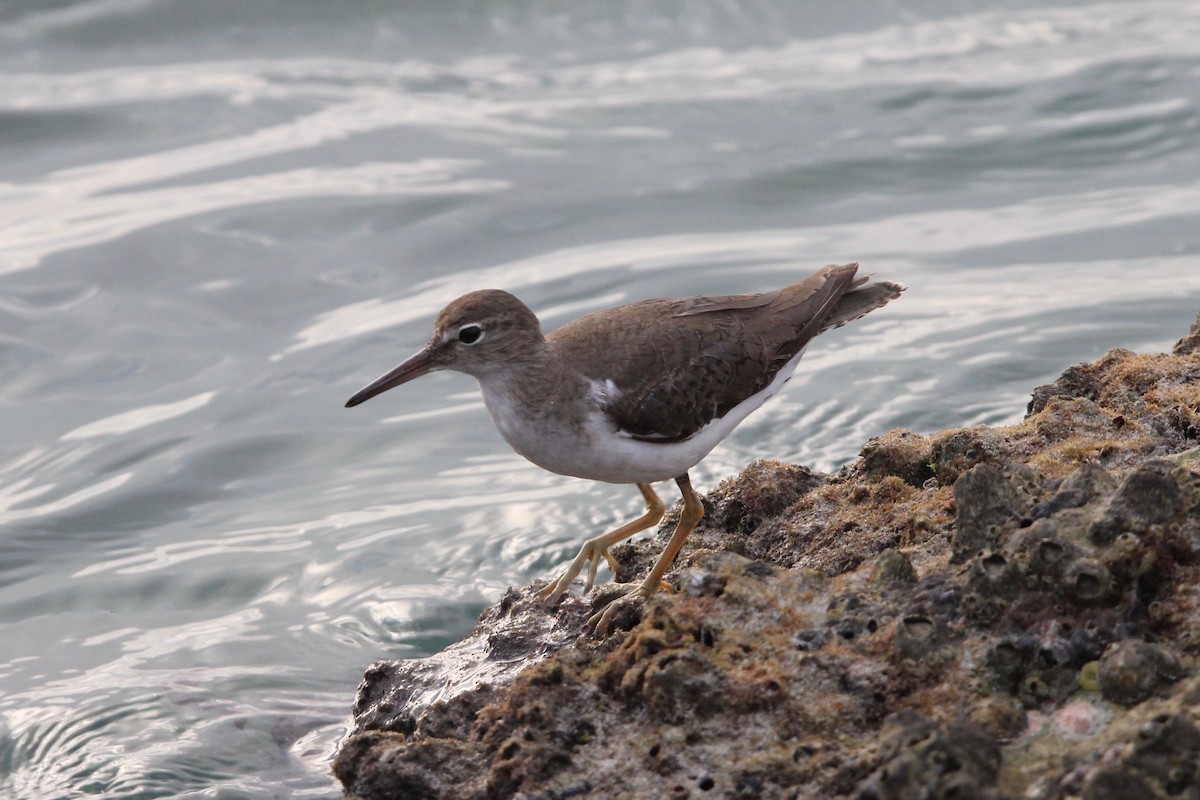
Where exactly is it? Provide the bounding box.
[2,1,1200,796]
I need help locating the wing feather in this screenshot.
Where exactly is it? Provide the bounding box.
[548,264,897,443]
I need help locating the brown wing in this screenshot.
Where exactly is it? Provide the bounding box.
[548,265,866,442]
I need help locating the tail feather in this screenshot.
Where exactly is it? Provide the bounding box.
[821,279,905,332]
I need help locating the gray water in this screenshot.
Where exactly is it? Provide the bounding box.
[2,1,1199,797]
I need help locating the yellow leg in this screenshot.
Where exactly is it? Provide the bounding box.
[634,473,704,597]
[589,473,704,634]
[538,483,664,604]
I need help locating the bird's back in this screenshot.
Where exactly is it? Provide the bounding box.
[549,263,901,443]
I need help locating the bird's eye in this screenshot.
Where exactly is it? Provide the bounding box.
[457,324,484,345]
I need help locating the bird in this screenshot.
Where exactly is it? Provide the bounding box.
[345,263,903,629]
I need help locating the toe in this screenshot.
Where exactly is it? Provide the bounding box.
[586,590,646,636]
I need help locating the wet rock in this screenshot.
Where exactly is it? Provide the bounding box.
[1124,711,1200,793]
[1031,398,1125,458]
[905,577,963,623]
[349,585,591,735]
[1171,443,1200,471]
[333,732,484,800]
[986,635,1035,692]
[792,627,830,652]
[627,648,725,724]
[1087,464,1188,550]
[1012,519,1075,584]
[1077,765,1158,800]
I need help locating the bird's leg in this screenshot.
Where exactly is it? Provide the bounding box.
[589,473,704,634]
[538,483,664,604]
[634,473,704,595]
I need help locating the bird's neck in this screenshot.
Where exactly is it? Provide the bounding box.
[476,346,564,403]
[475,347,588,435]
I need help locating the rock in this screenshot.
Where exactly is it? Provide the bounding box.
[952,463,1020,560]
[931,427,1002,485]
[1059,463,1117,502]
[1062,557,1113,606]
[850,712,1001,800]
[1097,641,1180,706]
[348,585,593,736]
[1173,311,1200,355]
[968,695,1028,743]
[859,428,935,487]
[1087,458,1188,546]
[963,551,1022,624]
[893,613,951,661]
[870,548,918,585]
[701,459,822,536]
[1097,641,1161,706]
[1027,348,1135,416]
[333,733,484,800]
[334,313,1200,800]
[1041,677,1200,799]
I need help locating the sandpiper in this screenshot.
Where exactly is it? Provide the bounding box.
[346,263,903,628]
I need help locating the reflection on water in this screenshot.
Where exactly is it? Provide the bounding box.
[1,1,1200,796]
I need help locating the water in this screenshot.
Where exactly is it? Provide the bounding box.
[1,1,1199,796]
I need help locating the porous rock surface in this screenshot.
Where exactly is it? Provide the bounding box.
[334,332,1200,800]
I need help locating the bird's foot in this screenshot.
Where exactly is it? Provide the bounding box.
[538,483,667,607]
[537,539,621,605]
[586,586,650,636]
[585,578,673,636]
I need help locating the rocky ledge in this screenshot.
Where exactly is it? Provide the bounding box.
[334,313,1200,800]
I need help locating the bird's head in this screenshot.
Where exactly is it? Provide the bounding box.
[345,289,544,407]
